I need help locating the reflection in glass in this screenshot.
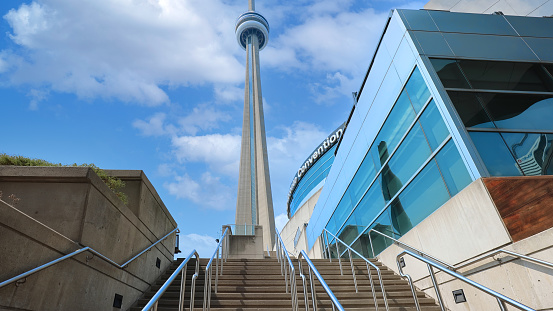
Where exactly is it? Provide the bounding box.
[428,11,517,36]
[392,161,449,236]
[430,58,470,89]
[333,190,353,230]
[469,132,523,176]
[418,100,449,150]
[502,133,553,176]
[338,214,360,246]
[370,90,416,169]
[410,31,454,57]
[384,123,432,196]
[348,153,376,206]
[478,93,553,131]
[398,9,437,31]
[448,91,495,128]
[459,60,553,92]
[405,67,431,113]
[363,210,396,256]
[443,33,538,61]
[353,179,385,226]
[435,140,472,196]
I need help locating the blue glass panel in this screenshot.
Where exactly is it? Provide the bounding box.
[338,214,361,246]
[443,33,539,61]
[362,209,395,256]
[391,160,450,237]
[501,133,553,176]
[352,179,386,226]
[405,67,431,113]
[505,16,553,38]
[447,91,495,128]
[393,36,417,84]
[469,132,523,176]
[429,11,517,36]
[525,38,553,62]
[333,190,353,230]
[458,60,553,92]
[370,90,416,169]
[348,153,376,205]
[430,58,470,89]
[382,123,432,202]
[478,93,553,131]
[435,140,472,196]
[409,31,454,57]
[398,9,438,31]
[419,100,449,150]
[351,237,372,258]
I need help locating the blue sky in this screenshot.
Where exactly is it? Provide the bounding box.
[0,0,424,257]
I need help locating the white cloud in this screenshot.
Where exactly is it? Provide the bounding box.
[177,233,218,258]
[275,213,288,233]
[2,0,244,105]
[133,112,170,137]
[171,133,240,176]
[178,104,232,135]
[165,172,234,211]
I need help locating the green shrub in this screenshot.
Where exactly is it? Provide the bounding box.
[0,154,129,205]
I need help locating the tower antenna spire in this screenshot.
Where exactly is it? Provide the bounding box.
[234,1,275,251]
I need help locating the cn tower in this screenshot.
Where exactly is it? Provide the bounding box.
[234,0,276,250]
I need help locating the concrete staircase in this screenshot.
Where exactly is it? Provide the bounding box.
[131,257,440,311]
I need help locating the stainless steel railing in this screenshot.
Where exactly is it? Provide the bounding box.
[397,249,536,311]
[203,226,230,311]
[275,231,299,311]
[142,249,200,311]
[0,227,180,289]
[323,229,389,311]
[298,250,345,311]
[366,229,455,270]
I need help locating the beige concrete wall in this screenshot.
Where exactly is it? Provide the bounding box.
[0,167,178,311]
[228,226,264,259]
[280,188,322,257]
[377,179,553,310]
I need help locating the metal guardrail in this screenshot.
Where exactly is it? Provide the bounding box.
[275,231,298,311]
[203,226,230,311]
[323,229,389,311]
[0,227,180,289]
[298,250,345,311]
[397,249,536,311]
[141,249,200,311]
[366,229,455,270]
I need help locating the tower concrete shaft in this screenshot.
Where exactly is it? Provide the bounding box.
[235,2,275,251]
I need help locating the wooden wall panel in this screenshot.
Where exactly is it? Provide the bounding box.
[483,176,553,242]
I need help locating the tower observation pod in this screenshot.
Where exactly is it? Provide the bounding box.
[234,0,276,252]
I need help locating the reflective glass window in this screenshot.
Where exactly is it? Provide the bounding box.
[443,33,538,61]
[478,93,553,131]
[348,153,376,205]
[362,210,395,256]
[391,160,450,237]
[333,190,353,230]
[469,132,523,176]
[405,67,431,113]
[398,9,438,31]
[370,90,416,169]
[352,179,386,227]
[447,91,495,128]
[351,236,372,258]
[505,16,553,38]
[338,214,360,246]
[381,123,432,202]
[429,11,517,36]
[410,31,454,57]
[526,38,553,62]
[430,58,470,89]
[435,140,472,196]
[458,60,553,92]
[419,100,449,150]
[501,133,553,176]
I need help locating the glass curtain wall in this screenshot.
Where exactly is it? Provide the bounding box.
[431,59,553,176]
[324,66,472,258]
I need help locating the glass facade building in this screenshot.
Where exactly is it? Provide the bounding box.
[306,9,553,258]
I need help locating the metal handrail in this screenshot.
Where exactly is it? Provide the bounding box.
[203,226,230,311]
[0,227,179,289]
[366,229,455,270]
[142,249,200,311]
[323,229,389,311]
[397,249,536,311]
[275,231,298,311]
[298,250,345,311]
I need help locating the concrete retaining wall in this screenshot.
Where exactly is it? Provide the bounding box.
[0,167,178,310]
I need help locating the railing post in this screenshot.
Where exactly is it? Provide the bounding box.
[366,261,378,311]
[348,249,358,293]
[309,267,317,311]
[428,264,445,311]
[179,262,187,311]
[497,298,508,311]
[336,242,343,275]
